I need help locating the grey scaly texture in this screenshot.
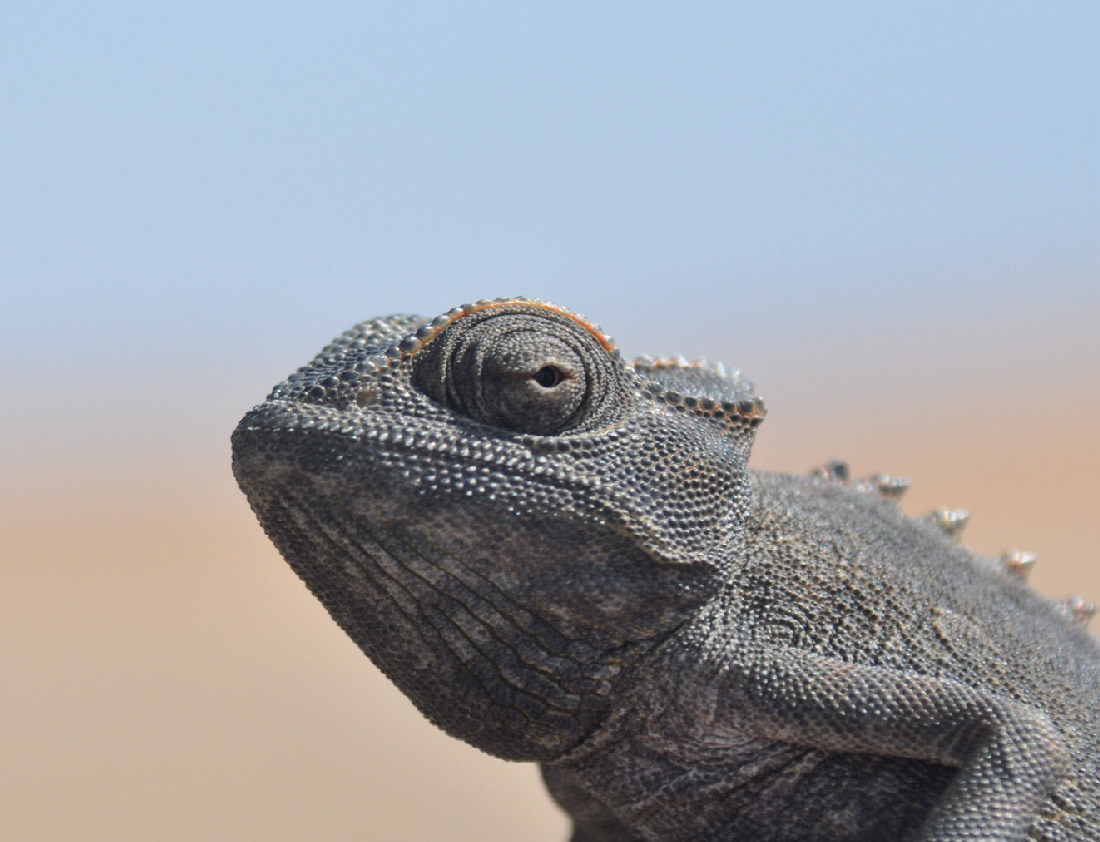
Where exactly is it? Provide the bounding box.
[233,297,1100,841]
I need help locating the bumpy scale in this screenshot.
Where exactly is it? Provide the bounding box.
[233,298,1100,841]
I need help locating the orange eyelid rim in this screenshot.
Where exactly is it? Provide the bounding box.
[397,297,618,359]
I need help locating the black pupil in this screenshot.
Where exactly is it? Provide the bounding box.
[534,366,562,388]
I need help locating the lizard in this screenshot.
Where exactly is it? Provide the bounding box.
[232,296,1100,841]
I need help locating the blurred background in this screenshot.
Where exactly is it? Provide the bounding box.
[3,3,1097,840]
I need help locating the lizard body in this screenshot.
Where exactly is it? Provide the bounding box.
[233,297,1099,840]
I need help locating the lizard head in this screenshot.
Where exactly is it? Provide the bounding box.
[232,297,764,760]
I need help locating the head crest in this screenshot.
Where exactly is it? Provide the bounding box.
[632,355,765,431]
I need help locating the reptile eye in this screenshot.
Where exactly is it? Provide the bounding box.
[534,366,563,388]
[467,332,586,433]
[412,309,624,435]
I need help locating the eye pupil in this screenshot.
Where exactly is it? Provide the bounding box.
[534,366,562,388]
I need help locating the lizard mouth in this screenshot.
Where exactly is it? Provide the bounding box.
[232,414,647,761]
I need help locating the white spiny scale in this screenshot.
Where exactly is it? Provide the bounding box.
[852,473,911,501]
[1060,597,1097,629]
[873,474,911,501]
[1003,550,1037,580]
[930,508,970,539]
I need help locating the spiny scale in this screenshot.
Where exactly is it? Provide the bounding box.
[1060,597,1097,629]
[854,474,911,502]
[810,460,850,484]
[1003,550,1038,580]
[808,462,911,503]
[930,508,970,539]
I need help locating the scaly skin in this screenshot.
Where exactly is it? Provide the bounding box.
[233,297,1099,841]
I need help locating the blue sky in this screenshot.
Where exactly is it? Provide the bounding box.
[3,3,1097,456]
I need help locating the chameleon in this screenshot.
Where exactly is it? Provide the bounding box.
[232,297,1100,841]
